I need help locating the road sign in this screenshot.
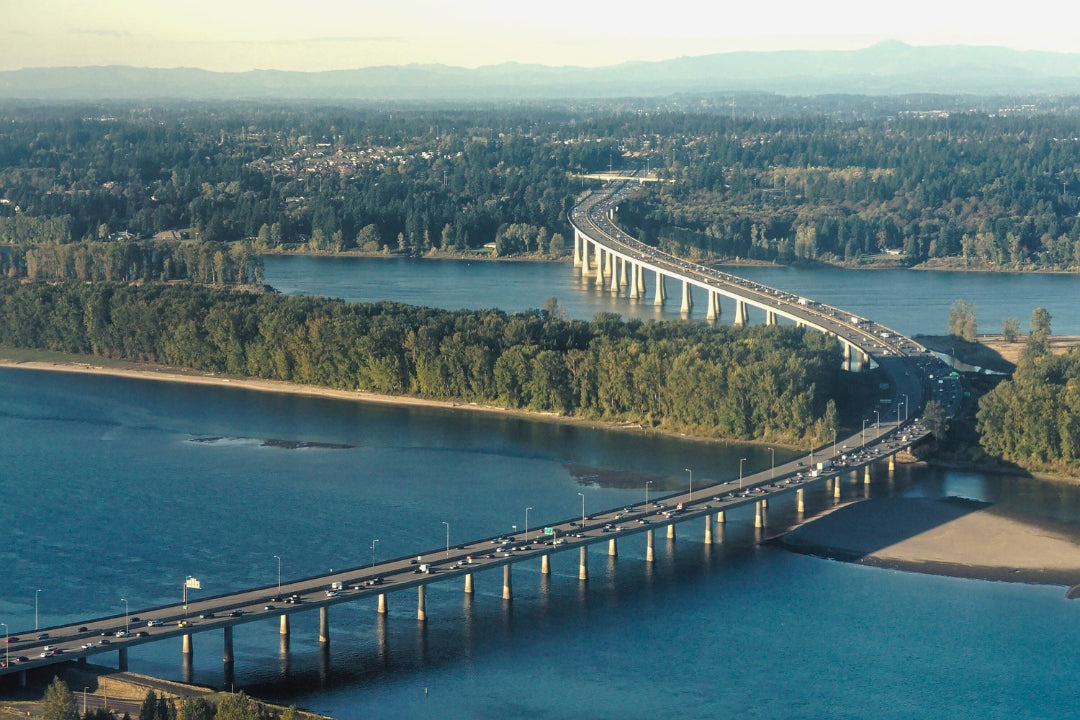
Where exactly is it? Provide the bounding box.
[544,527,554,535]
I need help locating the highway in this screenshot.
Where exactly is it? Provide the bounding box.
[1,180,960,680]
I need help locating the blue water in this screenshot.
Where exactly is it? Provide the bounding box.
[4,257,1080,718]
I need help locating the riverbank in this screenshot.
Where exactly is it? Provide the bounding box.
[780,496,1080,587]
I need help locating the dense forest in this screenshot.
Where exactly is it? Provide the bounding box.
[4,97,1080,277]
[0,280,842,443]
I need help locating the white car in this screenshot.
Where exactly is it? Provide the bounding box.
[146,620,163,627]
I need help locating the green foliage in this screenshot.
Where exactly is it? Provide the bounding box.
[976,347,1080,468]
[947,299,977,342]
[922,400,949,441]
[0,281,842,442]
[176,698,215,720]
[1031,307,1052,335]
[1001,318,1020,343]
[214,693,269,720]
[42,678,79,720]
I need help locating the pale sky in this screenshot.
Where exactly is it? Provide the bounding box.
[3,0,1078,73]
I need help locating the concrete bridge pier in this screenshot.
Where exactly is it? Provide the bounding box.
[706,291,720,321]
[377,593,388,615]
[594,245,606,287]
[667,523,676,540]
[646,529,655,562]
[864,464,872,484]
[222,626,234,664]
[607,252,617,292]
[580,239,591,277]
[704,516,713,544]
[118,647,129,671]
[797,487,806,513]
[503,564,513,600]
[637,265,646,296]
[843,342,852,360]
[619,257,629,288]
[654,271,666,306]
[766,309,777,326]
[734,300,749,328]
[182,633,193,657]
[834,474,842,498]
[716,510,725,523]
[464,572,474,594]
[541,553,551,575]
[680,281,693,313]
[628,263,640,298]
[608,538,618,557]
[754,501,765,528]
[319,607,330,646]
[888,454,896,471]
[573,230,583,267]
[579,546,589,581]
[279,614,290,641]
[417,586,427,622]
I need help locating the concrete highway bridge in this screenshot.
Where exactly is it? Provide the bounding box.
[1,182,956,688]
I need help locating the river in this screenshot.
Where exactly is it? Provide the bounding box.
[2,257,1079,719]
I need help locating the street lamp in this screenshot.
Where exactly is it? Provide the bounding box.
[874,409,880,429]
[902,394,909,421]
[832,428,837,458]
[35,588,42,630]
[442,522,450,559]
[525,507,532,545]
[897,402,902,427]
[273,555,281,598]
[371,539,379,567]
[862,418,868,446]
[685,468,693,501]
[645,480,653,514]
[83,688,89,715]
[577,492,585,526]
[770,448,775,479]
[2,622,8,670]
[739,457,747,489]
[121,598,129,634]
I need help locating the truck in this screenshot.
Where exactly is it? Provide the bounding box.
[816,460,833,471]
[330,581,343,591]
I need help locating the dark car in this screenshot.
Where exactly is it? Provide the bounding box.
[229,610,244,617]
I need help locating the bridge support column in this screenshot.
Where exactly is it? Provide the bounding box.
[654,271,665,306]
[797,487,805,513]
[608,538,618,557]
[646,529,655,562]
[888,454,896,471]
[704,516,713,544]
[541,553,551,575]
[734,300,749,327]
[754,501,764,528]
[464,572,474,594]
[581,239,591,276]
[717,510,725,523]
[843,342,852,360]
[864,465,872,484]
[680,281,692,313]
[834,474,842,498]
[503,564,513,600]
[667,523,676,540]
[377,593,388,614]
[417,585,427,622]
[620,256,629,287]
[607,253,618,292]
[573,230,583,267]
[766,310,777,325]
[182,633,193,657]
[579,546,588,581]
[706,291,718,321]
[594,245,605,287]
[629,263,639,298]
[319,606,330,646]
[117,646,128,671]
[279,614,290,640]
[637,264,646,296]
[222,627,233,665]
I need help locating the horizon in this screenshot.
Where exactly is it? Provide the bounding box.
[2,0,1077,74]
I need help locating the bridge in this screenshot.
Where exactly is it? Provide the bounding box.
[1,181,957,688]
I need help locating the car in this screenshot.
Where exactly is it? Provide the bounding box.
[42,645,56,652]
[264,605,275,611]
[114,631,130,638]
[135,631,149,638]
[81,642,95,649]
[130,617,141,623]
[199,612,215,618]
[146,620,163,627]
[177,620,191,628]
[77,627,87,632]
[40,650,56,658]
[326,590,339,597]
[37,633,49,640]
[14,656,28,663]
[4,636,18,644]
[229,610,244,617]
[98,639,111,645]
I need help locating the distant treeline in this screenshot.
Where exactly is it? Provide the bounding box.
[0,281,841,442]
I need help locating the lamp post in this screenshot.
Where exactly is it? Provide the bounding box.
[862,418,868,446]
[874,409,880,429]
[897,402,902,427]
[577,492,585,527]
[273,556,281,598]
[770,448,775,479]
[35,588,42,630]
[370,539,379,567]
[832,428,837,458]
[121,598,129,635]
[685,468,693,501]
[442,522,450,559]
[2,622,8,670]
[83,688,89,714]
[739,457,747,489]
[902,393,909,422]
[525,507,532,545]
[645,480,653,514]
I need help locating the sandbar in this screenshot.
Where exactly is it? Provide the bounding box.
[781,497,1080,586]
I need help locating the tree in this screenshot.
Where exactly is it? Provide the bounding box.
[922,399,948,441]
[1001,317,1020,343]
[215,692,268,720]
[947,299,977,342]
[43,678,79,720]
[1031,307,1052,336]
[177,697,216,720]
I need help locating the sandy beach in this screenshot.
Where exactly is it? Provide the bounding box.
[781,496,1080,587]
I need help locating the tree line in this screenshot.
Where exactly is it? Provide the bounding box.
[41,678,296,720]
[0,280,842,443]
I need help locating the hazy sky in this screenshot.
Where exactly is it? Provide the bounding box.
[3,0,1078,72]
